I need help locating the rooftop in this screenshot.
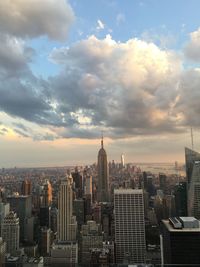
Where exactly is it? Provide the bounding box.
[163,217,200,232]
[114,188,143,194]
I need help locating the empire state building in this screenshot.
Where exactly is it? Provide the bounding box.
[97,136,109,202]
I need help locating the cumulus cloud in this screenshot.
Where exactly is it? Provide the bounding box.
[0,30,199,141]
[49,35,183,138]
[0,0,74,41]
[184,28,200,61]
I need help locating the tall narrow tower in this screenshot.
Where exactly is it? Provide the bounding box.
[97,135,109,202]
[57,173,77,242]
[121,153,125,168]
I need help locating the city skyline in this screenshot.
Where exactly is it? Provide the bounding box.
[1,0,200,167]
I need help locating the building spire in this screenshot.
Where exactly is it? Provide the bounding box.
[101,131,104,148]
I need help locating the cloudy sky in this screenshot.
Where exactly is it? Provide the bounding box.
[0,0,200,167]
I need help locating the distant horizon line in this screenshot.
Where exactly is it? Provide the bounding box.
[0,161,185,170]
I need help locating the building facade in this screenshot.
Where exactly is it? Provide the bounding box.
[57,174,77,242]
[1,211,20,255]
[161,217,200,265]
[97,136,109,202]
[114,189,146,264]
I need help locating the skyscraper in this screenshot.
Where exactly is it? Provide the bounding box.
[187,161,200,218]
[114,189,146,264]
[97,136,109,202]
[161,217,200,265]
[185,147,200,218]
[7,195,32,242]
[1,211,20,256]
[174,182,187,216]
[51,174,78,266]
[41,179,52,207]
[185,147,200,184]
[21,180,32,195]
[57,174,77,242]
[72,168,83,199]
[121,153,125,168]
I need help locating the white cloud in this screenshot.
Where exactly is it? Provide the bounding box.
[0,0,74,41]
[184,28,200,61]
[96,19,105,31]
[49,35,183,138]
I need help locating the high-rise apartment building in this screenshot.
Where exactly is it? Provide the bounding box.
[1,211,20,255]
[114,189,146,264]
[57,174,77,242]
[97,136,109,202]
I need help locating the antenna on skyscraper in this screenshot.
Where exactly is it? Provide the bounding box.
[101,130,104,148]
[191,127,194,150]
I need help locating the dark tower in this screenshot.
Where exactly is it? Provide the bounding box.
[97,135,109,202]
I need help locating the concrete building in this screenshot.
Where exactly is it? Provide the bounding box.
[57,174,77,242]
[73,199,85,228]
[1,211,20,255]
[114,189,146,264]
[0,237,6,267]
[7,195,32,242]
[80,220,103,264]
[0,202,10,233]
[174,181,187,216]
[39,227,52,256]
[51,174,78,266]
[72,169,83,199]
[23,257,44,267]
[51,242,78,266]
